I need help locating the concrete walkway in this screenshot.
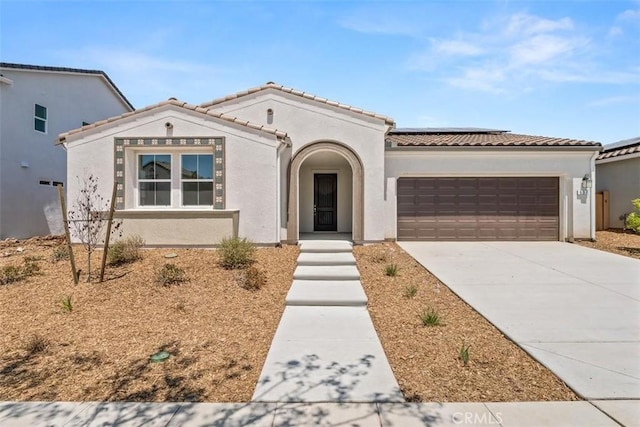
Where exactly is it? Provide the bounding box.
[252,240,403,402]
[2,400,637,426]
[399,241,640,401]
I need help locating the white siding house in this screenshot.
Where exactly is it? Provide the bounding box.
[0,63,133,239]
[60,83,602,245]
[596,137,640,229]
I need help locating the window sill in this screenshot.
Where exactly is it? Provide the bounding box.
[114,209,239,219]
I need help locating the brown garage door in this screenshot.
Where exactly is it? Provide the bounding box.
[397,177,559,241]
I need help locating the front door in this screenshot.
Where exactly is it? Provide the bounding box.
[314,173,337,231]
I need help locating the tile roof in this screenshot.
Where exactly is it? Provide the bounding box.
[57,98,288,144]
[597,137,640,161]
[0,62,134,110]
[386,130,601,148]
[200,82,395,125]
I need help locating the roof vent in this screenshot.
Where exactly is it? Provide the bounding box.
[265,81,275,85]
[168,97,177,101]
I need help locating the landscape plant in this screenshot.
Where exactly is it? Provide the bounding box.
[156,263,186,286]
[624,198,640,233]
[218,237,256,269]
[385,263,398,277]
[60,296,74,313]
[66,175,120,282]
[403,284,418,298]
[236,266,266,291]
[107,235,145,266]
[420,307,441,326]
[459,343,471,366]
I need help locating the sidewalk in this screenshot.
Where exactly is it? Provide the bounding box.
[1,400,636,426]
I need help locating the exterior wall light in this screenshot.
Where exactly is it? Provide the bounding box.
[581,174,592,189]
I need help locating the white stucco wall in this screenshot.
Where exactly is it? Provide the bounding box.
[596,156,640,228]
[0,69,131,239]
[384,149,598,240]
[211,89,390,242]
[65,107,282,245]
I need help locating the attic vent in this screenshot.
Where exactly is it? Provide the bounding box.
[266,81,275,85]
[168,97,177,101]
[267,109,274,124]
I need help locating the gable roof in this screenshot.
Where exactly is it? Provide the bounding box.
[597,136,640,161]
[57,98,288,144]
[0,62,134,110]
[386,128,601,148]
[200,82,395,126]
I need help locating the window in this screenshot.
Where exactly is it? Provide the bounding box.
[34,104,47,133]
[181,154,213,206]
[138,154,171,206]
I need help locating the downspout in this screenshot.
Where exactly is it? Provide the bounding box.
[589,150,598,241]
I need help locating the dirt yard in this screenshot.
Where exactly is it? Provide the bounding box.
[577,229,640,259]
[354,243,579,402]
[1,236,588,403]
[0,237,298,402]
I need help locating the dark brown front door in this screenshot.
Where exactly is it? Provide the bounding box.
[314,173,337,231]
[397,177,559,241]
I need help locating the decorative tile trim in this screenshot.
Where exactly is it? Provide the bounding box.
[114,137,225,210]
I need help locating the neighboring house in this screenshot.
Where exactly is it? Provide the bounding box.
[595,137,640,229]
[59,83,601,245]
[0,63,133,239]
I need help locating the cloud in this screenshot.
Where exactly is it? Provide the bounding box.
[509,34,588,65]
[505,13,574,36]
[431,39,484,56]
[402,10,639,94]
[337,8,424,37]
[588,95,639,107]
[618,8,640,22]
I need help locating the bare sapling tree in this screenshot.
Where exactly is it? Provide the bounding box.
[67,174,120,282]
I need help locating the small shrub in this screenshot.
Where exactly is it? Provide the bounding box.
[60,295,73,313]
[52,246,70,262]
[107,235,144,266]
[21,258,41,277]
[236,266,266,291]
[385,263,398,277]
[156,263,186,286]
[420,307,441,326]
[24,334,49,354]
[403,284,418,298]
[625,199,640,233]
[370,250,389,263]
[0,265,22,285]
[459,344,471,366]
[218,237,256,269]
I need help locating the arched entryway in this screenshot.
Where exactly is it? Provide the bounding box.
[287,142,364,243]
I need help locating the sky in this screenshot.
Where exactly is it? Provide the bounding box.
[1,0,639,145]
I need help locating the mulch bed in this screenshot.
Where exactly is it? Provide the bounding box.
[576,229,640,259]
[354,243,579,402]
[0,237,298,402]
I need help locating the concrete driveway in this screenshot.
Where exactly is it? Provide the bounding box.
[398,241,640,400]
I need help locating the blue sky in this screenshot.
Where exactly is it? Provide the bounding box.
[1,0,639,144]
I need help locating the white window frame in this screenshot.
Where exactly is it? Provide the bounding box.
[137,153,172,207]
[34,104,47,133]
[180,153,214,207]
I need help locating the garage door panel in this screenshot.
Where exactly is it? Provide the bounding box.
[397,177,559,241]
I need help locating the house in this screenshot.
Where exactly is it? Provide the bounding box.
[0,63,133,239]
[58,83,602,245]
[595,137,640,229]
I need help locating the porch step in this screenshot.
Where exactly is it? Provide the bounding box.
[299,240,353,254]
[293,265,360,281]
[286,280,368,306]
[297,252,356,266]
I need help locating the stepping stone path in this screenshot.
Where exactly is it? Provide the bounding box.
[252,240,403,403]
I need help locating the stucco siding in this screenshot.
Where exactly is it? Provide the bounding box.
[213,90,389,241]
[0,70,130,239]
[66,108,281,245]
[384,150,597,240]
[596,157,640,228]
